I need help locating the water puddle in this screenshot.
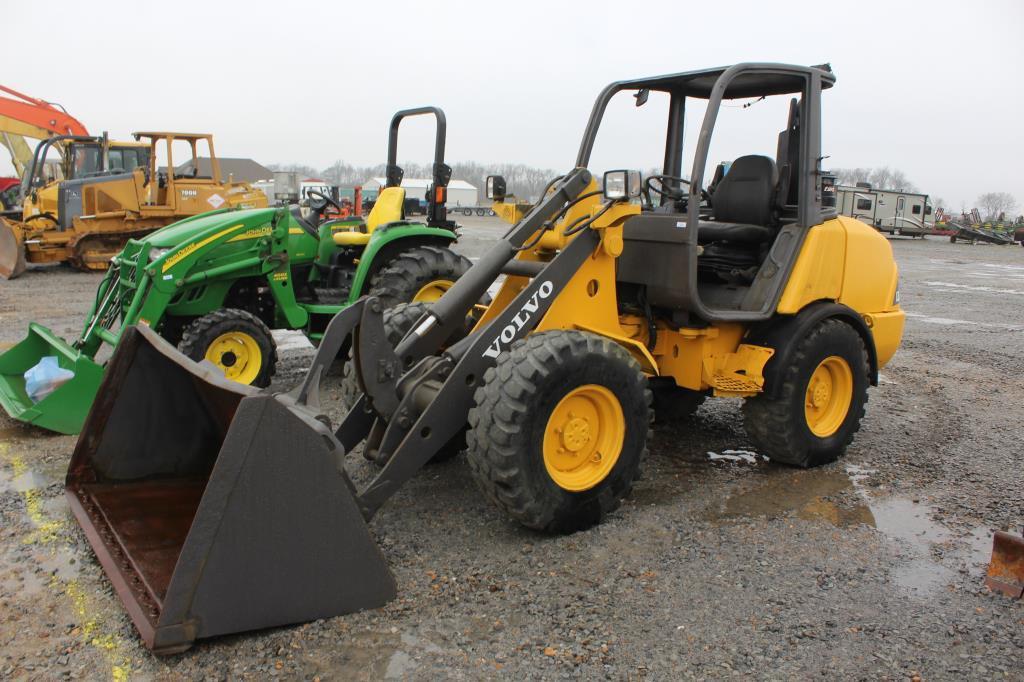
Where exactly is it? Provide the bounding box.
[298,629,446,679]
[709,457,996,596]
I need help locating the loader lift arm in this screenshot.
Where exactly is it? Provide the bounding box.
[305,167,598,518]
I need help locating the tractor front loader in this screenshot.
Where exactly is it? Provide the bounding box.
[0,108,470,434]
[67,63,905,653]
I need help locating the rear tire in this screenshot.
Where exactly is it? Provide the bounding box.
[368,245,472,308]
[466,330,651,533]
[742,318,869,468]
[178,308,277,388]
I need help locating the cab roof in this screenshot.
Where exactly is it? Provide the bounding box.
[611,63,836,99]
[132,132,214,141]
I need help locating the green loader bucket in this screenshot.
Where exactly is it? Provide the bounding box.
[0,323,104,434]
[66,325,396,654]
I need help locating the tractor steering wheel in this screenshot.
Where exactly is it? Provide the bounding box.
[306,189,342,219]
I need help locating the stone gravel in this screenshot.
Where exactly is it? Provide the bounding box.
[0,222,1021,679]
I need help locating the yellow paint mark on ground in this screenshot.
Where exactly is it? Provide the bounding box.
[1,443,132,680]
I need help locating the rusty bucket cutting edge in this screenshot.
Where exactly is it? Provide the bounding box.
[66,325,397,654]
[985,530,1024,599]
[0,217,26,280]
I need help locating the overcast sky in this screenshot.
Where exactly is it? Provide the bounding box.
[5,0,1022,211]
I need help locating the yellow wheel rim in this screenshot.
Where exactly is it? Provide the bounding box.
[804,355,853,437]
[542,384,625,492]
[412,279,455,303]
[204,331,263,385]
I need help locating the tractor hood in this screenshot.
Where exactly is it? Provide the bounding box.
[142,208,277,248]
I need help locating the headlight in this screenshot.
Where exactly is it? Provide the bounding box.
[149,247,172,262]
[603,170,642,201]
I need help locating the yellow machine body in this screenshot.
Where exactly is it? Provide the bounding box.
[485,190,904,399]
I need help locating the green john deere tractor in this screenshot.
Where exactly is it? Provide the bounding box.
[0,106,471,434]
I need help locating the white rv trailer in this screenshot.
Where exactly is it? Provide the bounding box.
[836,183,934,237]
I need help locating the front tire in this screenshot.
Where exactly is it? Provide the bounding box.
[742,318,869,468]
[368,245,471,308]
[178,308,277,387]
[466,330,651,533]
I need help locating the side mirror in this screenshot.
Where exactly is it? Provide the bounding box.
[486,175,506,201]
[603,170,642,201]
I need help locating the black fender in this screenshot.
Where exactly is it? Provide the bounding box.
[745,301,878,400]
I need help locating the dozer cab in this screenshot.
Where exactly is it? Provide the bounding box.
[66,63,904,653]
[0,108,471,434]
[0,131,267,278]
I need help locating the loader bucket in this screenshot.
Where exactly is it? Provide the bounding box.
[66,325,397,654]
[985,530,1024,599]
[0,217,26,279]
[0,323,104,434]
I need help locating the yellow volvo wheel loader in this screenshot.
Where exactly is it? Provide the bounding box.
[65,63,904,653]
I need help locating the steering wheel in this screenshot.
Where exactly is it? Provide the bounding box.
[306,189,342,218]
[643,174,711,206]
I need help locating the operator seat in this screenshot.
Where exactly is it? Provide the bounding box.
[332,186,406,246]
[698,155,778,244]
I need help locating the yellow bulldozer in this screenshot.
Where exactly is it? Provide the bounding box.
[0,131,267,278]
[65,63,905,653]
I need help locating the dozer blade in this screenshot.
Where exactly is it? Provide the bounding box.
[0,323,104,434]
[985,530,1024,599]
[66,325,396,654]
[0,217,27,279]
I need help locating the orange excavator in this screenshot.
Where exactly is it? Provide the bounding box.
[0,83,90,177]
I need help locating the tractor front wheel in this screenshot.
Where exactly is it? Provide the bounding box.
[467,330,651,533]
[367,246,472,308]
[178,308,277,388]
[742,318,869,468]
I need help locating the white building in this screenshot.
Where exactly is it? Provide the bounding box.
[363,177,478,208]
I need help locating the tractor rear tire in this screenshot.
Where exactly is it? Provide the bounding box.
[368,245,472,308]
[742,318,869,468]
[649,378,706,424]
[178,308,277,388]
[466,330,651,534]
[339,301,469,464]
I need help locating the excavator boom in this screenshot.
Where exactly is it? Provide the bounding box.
[0,83,88,176]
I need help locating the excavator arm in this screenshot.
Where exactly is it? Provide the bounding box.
[0,84,88,176]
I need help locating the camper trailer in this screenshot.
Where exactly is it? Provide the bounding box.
[836,183,934,237]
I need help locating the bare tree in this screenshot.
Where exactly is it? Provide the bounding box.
[832,166,918,192]
[266,163,321,179]
[976,192,1018,221]
[887,169,918,192]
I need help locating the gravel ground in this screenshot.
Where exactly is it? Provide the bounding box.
[0,220,1022,680]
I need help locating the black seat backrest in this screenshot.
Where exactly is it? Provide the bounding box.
[711,155,778,226]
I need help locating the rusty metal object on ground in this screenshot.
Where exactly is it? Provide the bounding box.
[986,529,1024,599]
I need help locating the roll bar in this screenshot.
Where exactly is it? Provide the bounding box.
[385,106,452,228]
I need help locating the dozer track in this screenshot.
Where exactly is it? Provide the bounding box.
[67,228,161,272]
